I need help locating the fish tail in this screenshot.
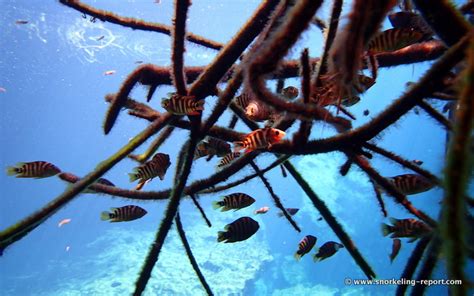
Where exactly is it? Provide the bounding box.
[313,253,321,262]
[212,201,222,210]
[6,166,19,176]
[381,223,392,236]
[128,173,139,182]
[135,181,146,191]
[100,211,111,221]
[233,141,245,153]
[217,231,227,242]
[195,100,205,111]
[294,252,302,261]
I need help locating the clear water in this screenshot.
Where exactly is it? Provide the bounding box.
[1,1,473,295]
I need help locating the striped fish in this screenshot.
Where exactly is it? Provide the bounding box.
[295,235,317,261]
[388,11,433,40]
[382,217,432,241]
[313,241,344,262]
[368,28,424,54]
[245,101,273,122]
[312,74,374,107]
[6,161,61,178]
[281,86,299,100]
[100,205,147,222]
[217,216,260,243]
[387,173,436,195]
[234,93,253,109]
[216,152,241,169]
[161,93,204,115]
[212,193,256,211]
[129,153,170,183]
[234,128,286,153]
[195,136,232,160]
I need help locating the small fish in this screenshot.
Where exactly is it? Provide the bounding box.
[135,60,144,64]
[217,216,260,243]
[363,109,370,116]
[212,193,256,211]
[317,217,323,221]
[245,101,274,122]
[58,218,72,227]
[15,20,29,25]
[6,161,61,178]
[161,94,204,115]
[278,208,299,217]
[233,128,285,153]
[104,70,116,76]
[313,241,344,262]
[100,205,147,222]
[96,35,105,41]
[84,178,115,194]
[65,246,70,252]
[368,28,424,54]
[0,87,6,92]
[195,137,231,160]
[412,160,423,166]
[389,238,402,263]
[382,217,432,241]
[386,174,435,195]
[216,152,241,169]
[254,206,270,215]
[129,153,171,183]
[281,86,299,100]
[295,235,317,261]
[234,93,252,109]
[388,11,433,40]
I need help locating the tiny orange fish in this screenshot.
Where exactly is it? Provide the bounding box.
[58,218,72,227]
[254,206,270,214]
[104,70,116,76]
[234,128,285,153]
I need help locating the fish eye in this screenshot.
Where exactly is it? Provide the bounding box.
[275,131,279,135]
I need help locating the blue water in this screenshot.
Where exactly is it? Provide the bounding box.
[1,1,473,295]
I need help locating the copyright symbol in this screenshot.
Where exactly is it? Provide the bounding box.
[345,278,352,285]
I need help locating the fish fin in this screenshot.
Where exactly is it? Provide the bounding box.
[128,173,139,182]
[389,217,398,225]
[233,141,245,153]
[294,253,302,261]
[100,211,110,221]
[381,223,392,236]
[217,231,227,242]
[6,166,19,176]
[221,206,231,212]
[135,181,146,191]
[187,111,201,116]
[212,201,221,210]
[313,253,321,262]
[196,100,205,110]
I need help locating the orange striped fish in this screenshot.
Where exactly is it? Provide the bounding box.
[295,235,317,261]
[368,28,423,54]
[161,94,204,115]
[216,152,241,169]
[217,216,260,243]
[212,193,255,211]
[100,205,147,222]
[234,128,285,153]
[129,153,170,183]
[6,161,61,178]
[382,217,432,241]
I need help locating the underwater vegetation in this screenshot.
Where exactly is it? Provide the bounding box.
[1,0,474,295]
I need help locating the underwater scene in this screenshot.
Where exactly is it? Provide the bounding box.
[1,0,473,295]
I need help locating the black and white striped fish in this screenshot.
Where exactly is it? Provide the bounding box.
[386,173,436,195]
[129,153,171,183]
[100,205,147,222]
[368,28,423,54]
[6,161,61,178]
[295,235,317,261]
[194,137,231,160]
[234,93,253,109]
[216,152,241,169]
[212,193,256,211]
[217,216,260,243]
[161,93,204,115]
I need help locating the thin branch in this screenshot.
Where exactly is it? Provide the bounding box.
[171,0,191,95]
